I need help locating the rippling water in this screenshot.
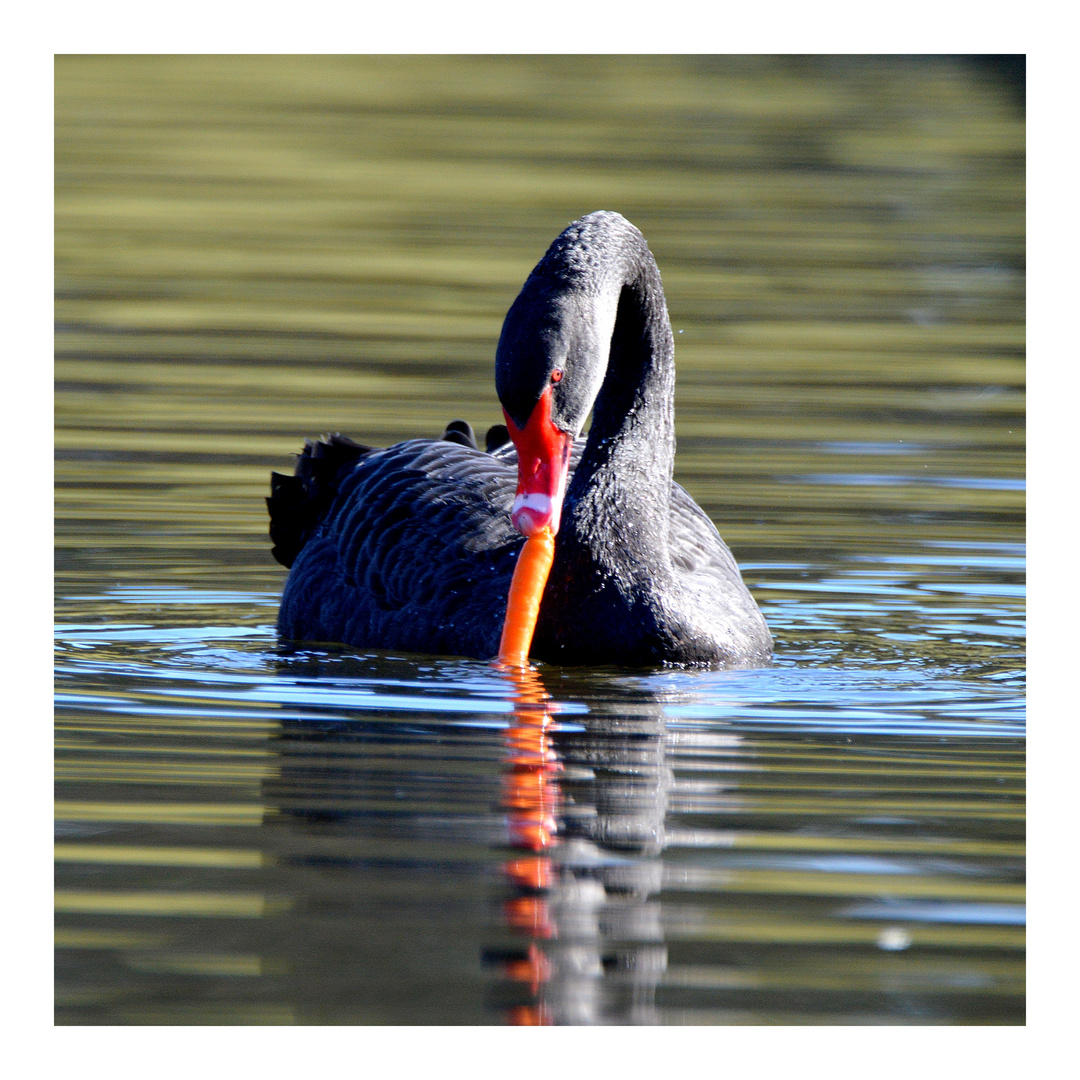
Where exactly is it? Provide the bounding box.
[55,55,1024,1025]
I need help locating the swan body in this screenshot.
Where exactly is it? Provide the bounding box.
[270,211,772,667]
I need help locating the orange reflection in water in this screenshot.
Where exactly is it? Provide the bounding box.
[497,665,561,1023]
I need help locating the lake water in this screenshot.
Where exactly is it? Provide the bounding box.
[55,55,1024,1025]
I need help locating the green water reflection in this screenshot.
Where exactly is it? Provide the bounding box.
[55,54,1023,1025]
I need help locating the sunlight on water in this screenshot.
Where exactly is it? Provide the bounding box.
[55,55,1023,1025]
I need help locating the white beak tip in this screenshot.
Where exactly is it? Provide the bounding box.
[512,493,555,536]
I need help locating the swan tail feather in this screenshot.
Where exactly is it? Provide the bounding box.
[267,433,373,568]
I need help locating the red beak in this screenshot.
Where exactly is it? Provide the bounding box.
[504,386,573,537]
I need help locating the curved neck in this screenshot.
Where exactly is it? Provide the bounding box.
[560,221,676,550]
[577,253,675,480]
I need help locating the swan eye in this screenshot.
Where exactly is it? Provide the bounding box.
[550,369,564,384]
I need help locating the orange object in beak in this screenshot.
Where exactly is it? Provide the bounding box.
[496,388,572,666]
[497,526,554,666]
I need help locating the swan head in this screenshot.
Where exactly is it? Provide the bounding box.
[496,266,617,536]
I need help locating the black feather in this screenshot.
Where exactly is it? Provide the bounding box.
[441,420,478,449]
[485,424,510,452]
[267,434,373,568]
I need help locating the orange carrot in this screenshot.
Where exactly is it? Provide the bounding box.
[497,526,556,666]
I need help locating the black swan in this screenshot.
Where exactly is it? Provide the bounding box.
[268,211,772,667]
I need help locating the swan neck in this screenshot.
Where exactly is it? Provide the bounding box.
[590,258,674,450]
[575,239,676,504]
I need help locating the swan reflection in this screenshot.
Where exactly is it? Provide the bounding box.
[493,667,672,1025]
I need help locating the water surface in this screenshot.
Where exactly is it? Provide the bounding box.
[55,55,1024,1025]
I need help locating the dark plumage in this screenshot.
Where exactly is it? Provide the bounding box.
[269,211,772,667]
